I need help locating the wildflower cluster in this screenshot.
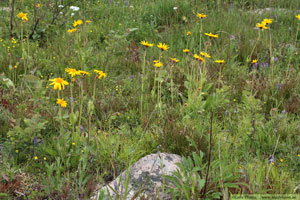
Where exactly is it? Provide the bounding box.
[49,68,106,108]
[17,12,28,22]
[256,19,272,30]
[68,19,92,33]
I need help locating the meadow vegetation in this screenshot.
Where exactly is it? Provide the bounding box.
[1,0,300,199]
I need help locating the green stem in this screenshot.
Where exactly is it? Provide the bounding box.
[140,50,146,117]
[200,20,203,52]
[78,80,84,128]
[295,23,299,47]
[170,64,174,105]
[57,90,63,132]
[269,30,273,84]
[70,83,75,135]
[249,31,260,61]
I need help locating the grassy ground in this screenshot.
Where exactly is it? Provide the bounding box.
[1,0,300,199]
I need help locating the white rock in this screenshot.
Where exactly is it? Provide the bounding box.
[92,153,182,200]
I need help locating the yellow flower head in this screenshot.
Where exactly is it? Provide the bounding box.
[140,40,154,48]
[183,49,190,53]
[65,68,81,77]
[94,70,107,79]
[280,158,283,162]
[170,57,179,63]
[34,156,38,160]
[256,23,268,30]
[17,12,28,22]
[79,70,90,76]
[200,51,211,58]
[73,19,83,27]
[197,13,207,19]
[57,98,67,107]
[153,60,159,63]
[296,15,300,21]
[49,78,69,90]
[194,54,205,62]
[44,157,47,161]
[15,150,19,153]
[68,28,77,33]
[215,60,225,64]
[187,31,191,36]
[36,3,40,8]
[157,42,169,51]
[205,32,218,38]
[262,19,272,25]
[154,62,163,68]
[86,20,92,24]
[251,59,258,64]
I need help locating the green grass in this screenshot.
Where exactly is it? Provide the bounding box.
[1,0,300,199]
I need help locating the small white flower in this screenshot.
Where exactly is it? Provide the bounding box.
[60,11,63,14]
[173,7,178,10]
[71,13,74,16]
[58,5,64,8]
[70,6,80,11]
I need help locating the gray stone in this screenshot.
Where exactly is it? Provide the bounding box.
[248,8,300,15]
[1,7,11,12]
[92,153,182,200]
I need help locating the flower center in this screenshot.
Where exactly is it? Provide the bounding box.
[56,78,63,83]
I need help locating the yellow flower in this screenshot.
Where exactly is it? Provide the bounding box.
[153,60,159,63]
[14,65,17,69]
[298,154,300,157]
[256,23,268,30]
[11,37,16,44]
[94,70,107,79]
[194,54,205,62]
[86,20,92,24]
[200,51,211,58]
[140,40,154,48]
[194,54,200,60]
[34,156,38,160]
[68,28,77,33]
[72,142,76,145]
[49,78,69,90]
[215,60,225,64]
[65,68,81,77]
[197,13,207,19]
[157,42,169,51]
[205,32,218,38]
[262,19,272,25]
[57,98,67,107]
[73,19,83,27]
[187,31,191,36]
[280,158,283,162]
[296,15,300,21]
[17,12,28,22]
[170,57,179,63]
[15,150,19,153]
[251,59,258,64]
[35,3,40,8]
[183,49,190,53]
[154,62,163,68]
[79,70,90,76]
